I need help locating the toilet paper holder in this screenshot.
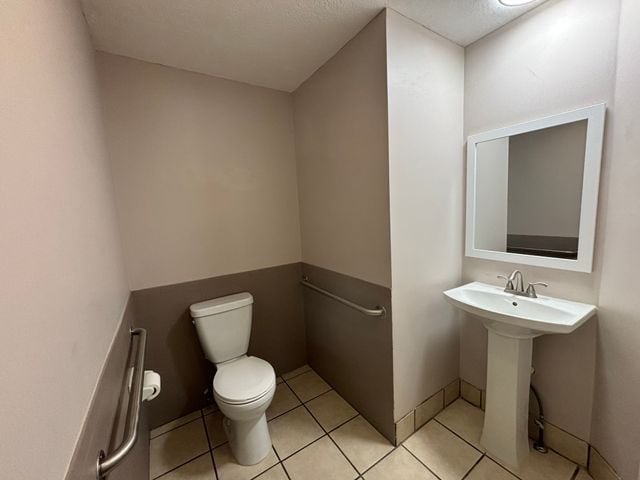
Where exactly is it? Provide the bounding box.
[128,367,161,402]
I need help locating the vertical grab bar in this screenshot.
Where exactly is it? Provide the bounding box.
[96,327,147,479]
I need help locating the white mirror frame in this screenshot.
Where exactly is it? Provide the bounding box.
[465,103,606,273]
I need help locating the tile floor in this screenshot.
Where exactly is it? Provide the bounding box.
[149,366,593,480]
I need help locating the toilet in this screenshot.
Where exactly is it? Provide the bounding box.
[190,292,275,465]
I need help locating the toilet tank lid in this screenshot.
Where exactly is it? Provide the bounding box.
[190,292,253,318]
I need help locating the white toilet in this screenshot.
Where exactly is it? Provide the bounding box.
[190,292,275,466]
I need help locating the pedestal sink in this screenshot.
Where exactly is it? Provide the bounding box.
[443,282,596,467]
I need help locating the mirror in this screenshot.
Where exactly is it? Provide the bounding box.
[466,104,605,272]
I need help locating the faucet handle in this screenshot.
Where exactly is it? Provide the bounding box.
[525,282,548,298]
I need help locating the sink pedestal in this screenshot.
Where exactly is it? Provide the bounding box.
[481,326,536,467]
[444,282,597,468]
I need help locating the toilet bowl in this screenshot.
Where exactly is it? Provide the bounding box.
[190,293,276,465]
[213,356,276,465]
[212,355,276,464]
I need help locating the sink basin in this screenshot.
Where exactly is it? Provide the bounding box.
[443,281,596,337]
[443,281,596,468]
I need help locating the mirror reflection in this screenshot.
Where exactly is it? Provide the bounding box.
[474,120,587,260]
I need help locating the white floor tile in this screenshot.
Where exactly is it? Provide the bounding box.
[364,447,437,480]
[404,421,481,480]
[435,399,484,450]
[284,436,357,480]
[490,441,577,480]
[266,383,301,420]
[286,370,331,402]
[156,453,216,480]
[151,410,202,439]
[465,457,518,480]
[330,416,394,473]
[269,406,324,458]
[204,410,227,448]
[213,444,278,480]
[306,390,358,431]
[149,419,209,479]
[282,365,312,380]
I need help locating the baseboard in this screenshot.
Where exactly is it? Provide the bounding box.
[460,379,621,480]
[394,378,461,445]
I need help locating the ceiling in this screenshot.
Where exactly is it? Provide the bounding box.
[81,0,548,92]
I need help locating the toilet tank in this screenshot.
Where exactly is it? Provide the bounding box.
[190,292,253,364]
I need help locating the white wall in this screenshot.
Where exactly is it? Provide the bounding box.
[97,53,302,290]
[462,0,620,441]
[0,1,130,478]
[294,12,391,288]
[590,0,640,477]
[386,10,464,419]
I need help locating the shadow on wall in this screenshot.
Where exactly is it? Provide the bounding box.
[132,263,306,429]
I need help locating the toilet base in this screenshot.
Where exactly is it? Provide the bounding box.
[223,412,272,465]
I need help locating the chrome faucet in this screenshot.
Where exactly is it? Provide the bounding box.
[498,270,548,298]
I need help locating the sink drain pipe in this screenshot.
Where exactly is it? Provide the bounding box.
[530,384,548,453]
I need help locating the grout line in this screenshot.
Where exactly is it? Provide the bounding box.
[432,418,484,454]
[458,397,481,410]
[570,465,580,480]
[269,377,332,462]
[270,445,292,480]
[297,388,358,434]
[284,374,362,475]
[152,451,211,479]
[286,369,409,477]
[325,411,360,434]
[279,432,329,462]
[401,445,443,480]
[266,399,303,423]
[358,445,398,476]
[280,366,313,382]
[299,387,334,404]
[461,454,485,480]
[482,455,526,480]
[150,412,204,439]
[443,399,583,473]
[326,432,362,475]
[431,417,529,480]
[201,411,220,480]
[526,416,590,468]
[430,409,529,480]
[245,448,284,480]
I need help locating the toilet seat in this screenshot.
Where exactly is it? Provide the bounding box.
[214,356,275,405]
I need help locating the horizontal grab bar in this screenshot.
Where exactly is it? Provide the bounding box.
[300,277,386,317]
[97,327,147,479]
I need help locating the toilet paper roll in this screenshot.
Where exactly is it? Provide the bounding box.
[142,370,161,402]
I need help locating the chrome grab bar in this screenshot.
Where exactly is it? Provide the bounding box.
[300,277,386,317]
[97,327,147,479]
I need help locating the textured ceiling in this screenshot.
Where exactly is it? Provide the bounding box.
[81,0,548,92]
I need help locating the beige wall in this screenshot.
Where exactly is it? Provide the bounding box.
[590,0,640,477]
[508,121,587,238]
[294,12,391,288]
[97,53,302,290]
[0,1,130,479]
[462,0,620,441]
[386,10,464,419]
